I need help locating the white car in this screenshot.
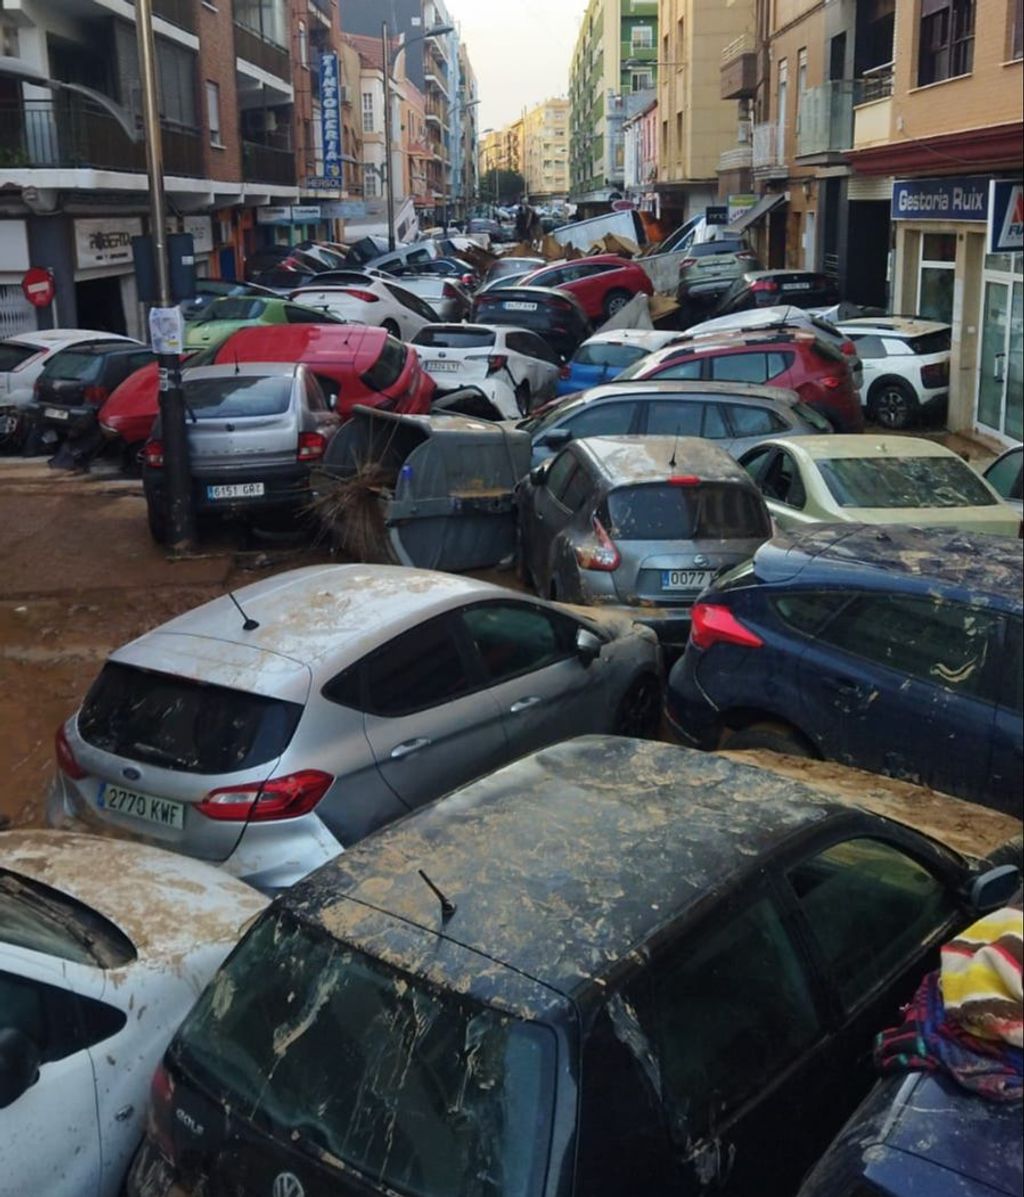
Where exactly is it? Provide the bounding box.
[0,330,140,441]
[411,322,564,411]
[834,316,951,429]
[0,830,266,1197]
[289,278,436,340]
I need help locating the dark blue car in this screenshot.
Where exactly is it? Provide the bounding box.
[798,1071,1023,1196]
[666,524,1023,816]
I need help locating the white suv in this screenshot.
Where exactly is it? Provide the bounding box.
[835,316,951,429]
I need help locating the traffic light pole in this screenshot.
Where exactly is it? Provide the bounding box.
[136,0,194,550]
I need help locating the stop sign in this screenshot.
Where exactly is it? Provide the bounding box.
[21,267,55,308]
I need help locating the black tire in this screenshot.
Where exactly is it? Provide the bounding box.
[603,289,631,320]
[726,722,813,757]
[382,319,401,337]
[514,381,531,416]
[870,379,918,430]
[614,675,663,739]
[985,834,1023,872]
[19,419,45,457]
[146,501,168,545]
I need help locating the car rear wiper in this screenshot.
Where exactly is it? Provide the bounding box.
[127,741,194,769]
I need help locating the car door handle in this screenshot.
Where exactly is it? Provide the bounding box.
[822,676,862,695]
[390,737,432,760]
[510,696,543,714]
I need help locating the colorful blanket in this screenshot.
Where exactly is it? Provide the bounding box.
[941,905,1023,1048]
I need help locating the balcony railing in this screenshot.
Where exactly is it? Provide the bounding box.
[721,32,755,64]
[752,122,784,169]
[234,21,291,84]
[242,140,295,186]
[796,81,854,157]
[152,0,196,31]
[0,97,202,177]
[857,62,894,104]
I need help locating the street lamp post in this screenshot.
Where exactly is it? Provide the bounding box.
[381,20,454,250]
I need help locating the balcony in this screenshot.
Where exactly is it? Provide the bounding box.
[796,81,854,158]
[717,145,752,172]
[234,21,291,84]
[721,33,756,100]
[242,140,295,186]
[151,0,196,30]
[852,63,894,150]
[0,97,202,177]
[752,122,786,173]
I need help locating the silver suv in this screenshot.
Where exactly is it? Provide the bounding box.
[49,565,662,891]
[518,435,772,647]
[142,362,339,542]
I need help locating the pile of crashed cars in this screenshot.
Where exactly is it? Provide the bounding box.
[3,213,1024,1197]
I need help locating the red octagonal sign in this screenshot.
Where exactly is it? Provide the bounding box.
[21,266,55,309]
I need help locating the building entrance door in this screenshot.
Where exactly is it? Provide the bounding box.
[976,253,1023,443]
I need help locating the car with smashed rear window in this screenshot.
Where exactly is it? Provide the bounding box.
[125,737,1018,1197]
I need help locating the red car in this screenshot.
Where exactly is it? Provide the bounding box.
[515,254,654,322]
[99,324,435,452]
[616,329,864,432]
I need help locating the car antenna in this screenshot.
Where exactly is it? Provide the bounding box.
[669,426,681,469]
[227,591,259,631]
[233,350,240,376]
[418,869,456,922]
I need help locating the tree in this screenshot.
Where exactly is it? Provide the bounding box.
[478,168,527,206]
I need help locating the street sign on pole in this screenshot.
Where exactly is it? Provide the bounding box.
[21,267,55,308]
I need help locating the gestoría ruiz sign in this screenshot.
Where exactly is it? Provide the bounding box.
[891,176,989,222]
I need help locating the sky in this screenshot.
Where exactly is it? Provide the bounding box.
[444,0,585,130]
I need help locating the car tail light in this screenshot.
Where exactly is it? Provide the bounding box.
[840,340,857,356]
[550,296,576,311]
[196,769,333,822]
[148,1062,175,1158]
[487,354,508,375]
[736,250,758,261]
[678,258,698,272]
[55,723,86,780]
[819,375,842,389]
[750,279,779,294]
[442,282,458,299]
[668,474,701,487]
[143,439,164,468]
[559,364,571,379]
[690,602,764,650]
[297,431,326,461]
[574,517,621,572]
[921,360,949,388]
[461,273,475,286]
[83,385,110,406]
[342,289,380,303]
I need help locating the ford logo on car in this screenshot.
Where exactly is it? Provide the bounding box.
[272,1174,304,1197]
[122,766,141,781]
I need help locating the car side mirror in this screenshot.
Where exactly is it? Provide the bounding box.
[529,459,552,487]
[575,627,603,666]
[968,864,1021,914]
[0,1028,41,1109]
[539,427,572,450]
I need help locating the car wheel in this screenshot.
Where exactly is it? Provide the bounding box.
[613,674,663,739]
[725,722,814,757]
[146,501,168,545]
[382,319,401,337]
[514,381,531,416]
[603,289,631,319]
[870,379,918,430]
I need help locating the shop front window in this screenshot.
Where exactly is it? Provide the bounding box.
[976,252,1023,443]
[918,232,956,323]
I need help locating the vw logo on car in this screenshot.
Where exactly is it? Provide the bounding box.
[272,1174,304,1197]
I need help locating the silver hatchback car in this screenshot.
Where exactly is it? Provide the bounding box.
[518,435,772,646]
[49,565,662,891]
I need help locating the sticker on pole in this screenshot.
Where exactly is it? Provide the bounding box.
[149,306,185,355]
[21,267,55,308]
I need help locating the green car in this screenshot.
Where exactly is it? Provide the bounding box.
[739,434,1022,536]
[183,296,343,350]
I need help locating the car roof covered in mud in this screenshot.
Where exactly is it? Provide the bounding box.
[753,524,1024,614]
[285,737,876,1015]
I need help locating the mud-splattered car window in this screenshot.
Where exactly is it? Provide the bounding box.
[604,483,770,541]
[78,662,303,773]
[816,456,997,508]
[173,911,556,1197]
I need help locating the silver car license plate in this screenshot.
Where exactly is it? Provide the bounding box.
[98,783,185,830]
[505,301,537,311]
[44,406,70,420]
[425,360,460,372]
[662,569,713,591]
[207,482,266,499]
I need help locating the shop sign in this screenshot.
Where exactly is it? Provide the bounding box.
[705,205,729,225]
[256,206,293,225]
[319,52,343,184]
[727,194,756,224]
[321,201,367,219]
[891,177,989,222]
[987,180,1023,254]
[291,205,321,223]
[75,217,143,269]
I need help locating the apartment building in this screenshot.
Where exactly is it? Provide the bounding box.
[522,99,570,203]
[569,0,658,211]
[623,98,658,210]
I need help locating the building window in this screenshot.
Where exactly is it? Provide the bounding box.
[298,20,307,68]
[362,90,375,132]
[918,232,957,323]
[631,24,653,50]
[631,70,653,91]
[776,57,788,161]
[1011,0,1024,59]
[918,0,975,85]
[206,81,222,146]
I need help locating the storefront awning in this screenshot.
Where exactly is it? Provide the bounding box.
[727,192,786,233]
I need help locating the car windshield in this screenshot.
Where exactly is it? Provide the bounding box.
[40,350,105,382]
[201,299,266,323]
[574,342,649,368]
[604,482,770,539]
[361,336,408,391]
[817,456,998,508]
[414,328,496,348]
[183,375,293,418]
[173,911,555,1197]
[78,661,303,773]
[0,872,136,967]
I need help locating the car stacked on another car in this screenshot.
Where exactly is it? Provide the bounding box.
[125,736,1018,1197]
[713,269,841,316]
[517,434,772,646]
[557,328,684,396]
[182,295,344,350]
[514,254,655,322]
[667,523,1023,815]
[615,328,864,432]
[290,278,437,340]
[740,434,1021,536]
[471,285,594,362]
[676,237,762,322]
